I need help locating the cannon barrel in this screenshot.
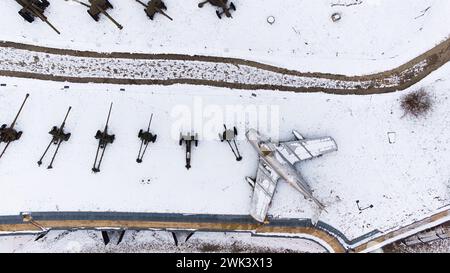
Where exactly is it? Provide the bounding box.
[21,1,61,34]
[10,94,30,129]
[95,4,123,29]
[155,7,173,21]
[135,0,147,7]
[135,0,173,21]
[104,102,113,133]
[73,0,123,29]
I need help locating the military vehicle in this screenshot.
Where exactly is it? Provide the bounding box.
[198,0,236,19]
[73,0,123,29]
[92,103,115,173]
[179,132,199,170]
[245,129,337,222]
[14,0,60,34]
[37,106,72,169]
[0,94,30,160]
[135,0,173,21]
[219,124,242,161]
[136,114,157,163]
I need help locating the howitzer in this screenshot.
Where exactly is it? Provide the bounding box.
[37,106,72,169]
[135,0,173,21]
[92,102,115,173]
[198,0,235,19]
[219,124,242,161]
[15,0,61,34]
[94,3,123,29]
[0,93,30,159]
[10,93,30,130]
[179,132,199,170]
[136,113,157,163]
[73,0,123,29]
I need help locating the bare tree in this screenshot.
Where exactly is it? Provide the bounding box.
[400,88,433,118]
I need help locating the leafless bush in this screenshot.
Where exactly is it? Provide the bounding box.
[400,88,433,118]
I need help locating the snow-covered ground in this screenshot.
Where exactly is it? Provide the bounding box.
[1,0,449,74]
[1,0,450,252]
[0,230,326,253]
[1,59,450,242]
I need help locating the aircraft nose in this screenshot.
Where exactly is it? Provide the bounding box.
[246,129,259,141]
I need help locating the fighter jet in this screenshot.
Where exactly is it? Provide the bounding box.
[245,129,337,223]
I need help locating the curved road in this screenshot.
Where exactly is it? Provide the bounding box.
[0,38,449,95]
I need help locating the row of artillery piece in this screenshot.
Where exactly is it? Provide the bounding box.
[0,95,242,172]
[15,0,237,34]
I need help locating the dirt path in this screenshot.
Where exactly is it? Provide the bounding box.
[1,38,449,95]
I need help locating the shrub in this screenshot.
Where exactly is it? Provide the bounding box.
[400,88,433,118]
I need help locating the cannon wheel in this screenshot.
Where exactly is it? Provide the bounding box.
[106,0,114,9]
[19,10,35,23]
[87,10,100,21]
[40,0,50,8]
[64,133,72,142]
[16,131,23,141]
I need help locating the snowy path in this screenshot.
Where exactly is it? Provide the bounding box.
[0,39,449,94]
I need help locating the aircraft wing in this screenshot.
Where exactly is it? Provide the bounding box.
[249,159,280,222]
[279,137,337,164]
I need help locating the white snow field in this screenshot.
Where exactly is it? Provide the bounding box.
[1,0,450,252]
[0,60,450,243]
[0,0,449,74]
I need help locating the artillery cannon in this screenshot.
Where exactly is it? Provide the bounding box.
[219,124,242,161]
[37,106,72,169]
[198,0,236,19]
[179,132,199,170]
[136,114,157,163]
[0,94,30,160]
[92,103,115,173]
[15,0,60,34]
[72,0,123,29]
[135,0,173,21]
